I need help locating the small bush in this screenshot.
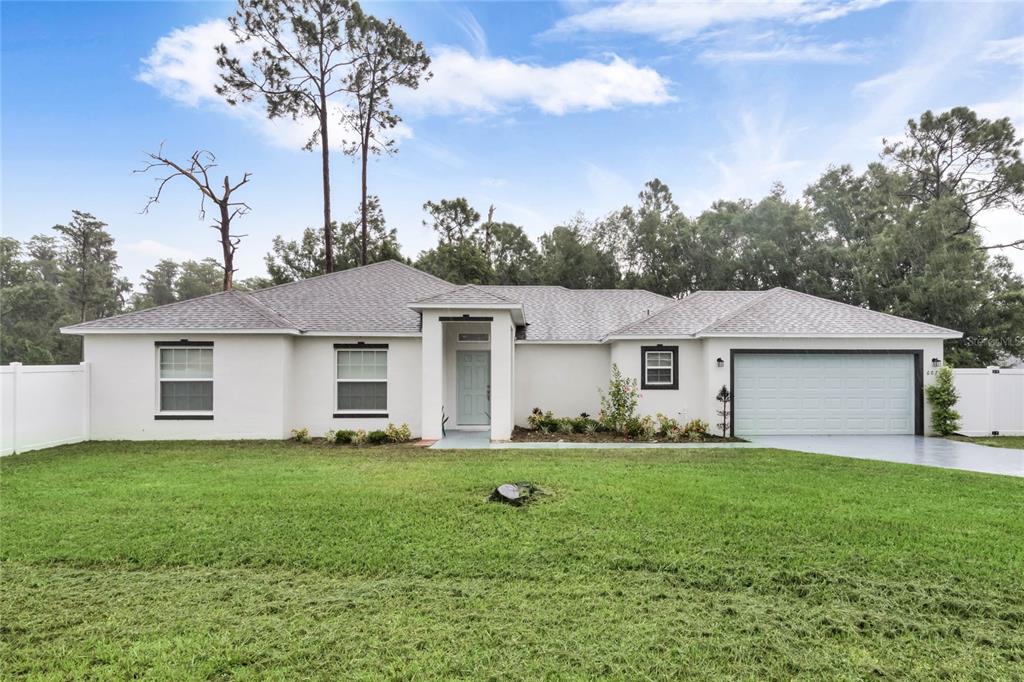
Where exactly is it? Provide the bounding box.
[366,430,389,445]
[335,429,358,445]
[682,419,709,439]
[528,407,560,432]
[598,364,640,434]
[656,413,680,436]
[352,429,367,445]
[557,418,575,435]
[926,364,961,436]
[385,422,412,443]
[323,429,337,444]
[639,415,657,440]
[290,427,311,443]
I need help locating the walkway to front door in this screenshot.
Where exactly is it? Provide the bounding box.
[456,350,490,426]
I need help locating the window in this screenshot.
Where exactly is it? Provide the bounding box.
[158,346,213,413]
[640,345,678,390]
[336,348,387,414]
[458,332,489,342]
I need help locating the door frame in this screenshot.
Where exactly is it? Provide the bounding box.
[456,349,491,427]
[729,349,923,437]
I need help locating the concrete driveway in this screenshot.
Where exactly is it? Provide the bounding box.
[750,435,1024,477]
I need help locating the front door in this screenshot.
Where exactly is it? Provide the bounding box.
[457,350,490,425]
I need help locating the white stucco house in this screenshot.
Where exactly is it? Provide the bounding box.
[62,260,961,441]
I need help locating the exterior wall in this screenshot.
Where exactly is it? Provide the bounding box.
[84,334,293,440]
[700,336,946,435]
[514,344,610,425]
[490,312,514,440]
[609,340,704,423]
[289,336,422,438]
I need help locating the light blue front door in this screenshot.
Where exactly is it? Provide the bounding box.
[457,350,490,425]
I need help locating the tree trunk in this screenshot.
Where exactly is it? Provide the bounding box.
[320,101,333,274]
[219,201,234,291]
[360,140,369,266]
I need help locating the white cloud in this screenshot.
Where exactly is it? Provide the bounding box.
[452,8,488,56]
[549,0,890,43]
[701,40,863,64]
[122,239,197,262]
[396,47,672,116]
[139,20,410,151]
[978,35,1024,63]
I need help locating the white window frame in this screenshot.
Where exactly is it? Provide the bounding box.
[156,346,214,416]
[335,348,388,415]
[644,350,674,386]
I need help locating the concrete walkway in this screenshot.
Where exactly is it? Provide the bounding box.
[429,430,1023,477]
[430,430,756,451]
[750,435,1024,477]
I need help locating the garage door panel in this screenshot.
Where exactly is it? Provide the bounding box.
[734,353,915,436]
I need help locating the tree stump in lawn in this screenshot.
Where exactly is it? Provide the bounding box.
[489,482,539,506]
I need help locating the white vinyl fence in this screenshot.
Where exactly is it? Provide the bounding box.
[1,363,90,456]
[953,368,1024,436]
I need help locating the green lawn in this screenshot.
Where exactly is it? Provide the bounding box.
[951,434,1024,449]
[2,442,1022,679]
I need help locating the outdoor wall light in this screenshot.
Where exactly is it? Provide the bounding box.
[716,357,724,367]
[932,357,941,368]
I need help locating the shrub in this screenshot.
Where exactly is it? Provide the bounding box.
[527,408,559,432]
[366,430,390,445]
[623,416,656,440]
[655,413,679,436]
[290,427,311,443]
[323,429,337,444]
[352,429,367,445]
[623,417,644,439]
[571,414,595,433]
[682,419,709,441]
[385,422,412,443]
[334,429,358,445]
[556,418,575,435]
[925,364,961,436]
[598,364,640,434]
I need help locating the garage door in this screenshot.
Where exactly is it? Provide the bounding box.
[733,353,915,435]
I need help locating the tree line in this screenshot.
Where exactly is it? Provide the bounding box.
[3,107,1021,367]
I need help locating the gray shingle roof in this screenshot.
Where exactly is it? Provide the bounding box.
[610,288,959,338]
[700,288,960,336]
[479,286,673,341]
[65,290,300,331]
[64,262,959,340]
[608,291,763,337]
[248,260,453,334]
[413,285,519,306]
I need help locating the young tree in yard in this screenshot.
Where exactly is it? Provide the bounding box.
[137,148,252,290]
[217,0,356,273]
[344,9,430,265]
[883,107,1024,250]
[925,365,961,436]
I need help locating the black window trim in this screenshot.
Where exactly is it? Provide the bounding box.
[640,344,679,390]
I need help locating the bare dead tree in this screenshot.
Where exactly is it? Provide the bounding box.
[136,146,252,290]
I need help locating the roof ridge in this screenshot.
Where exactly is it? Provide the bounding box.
[693,288,779,336]
[229,290,301,330]
[246,259,454,296]
[773,288,960,334]
[601,292,700,339]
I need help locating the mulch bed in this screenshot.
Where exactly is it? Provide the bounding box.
[511,427,745,444]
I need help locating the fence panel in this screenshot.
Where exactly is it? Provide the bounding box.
[953,368,1024,436]
[0,363,90,456]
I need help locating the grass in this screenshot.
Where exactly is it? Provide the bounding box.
[2,441,1022,679]
[950,434,1024,449]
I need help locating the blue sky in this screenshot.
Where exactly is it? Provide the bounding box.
[3,0,1023,282]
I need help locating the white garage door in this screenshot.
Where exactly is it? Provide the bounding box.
[733,353,915,435]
